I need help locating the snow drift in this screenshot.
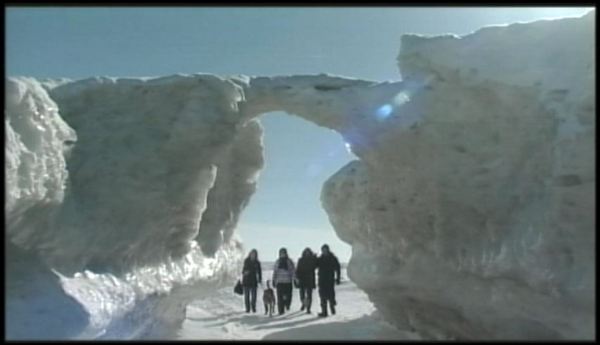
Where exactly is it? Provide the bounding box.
[5,11,594,340]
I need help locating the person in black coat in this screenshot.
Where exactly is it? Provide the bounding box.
[242,249,262,313]
[296,247,317,314]
[316,244,341,317]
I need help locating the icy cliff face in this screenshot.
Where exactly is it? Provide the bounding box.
[5,78,76,247]
[197,119,264,255]
[44,75,255,272]
[322,11,595,340]
[5,76,249,339]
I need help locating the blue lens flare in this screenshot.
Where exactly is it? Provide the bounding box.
[376,104,393,120]
[374,88,415,122]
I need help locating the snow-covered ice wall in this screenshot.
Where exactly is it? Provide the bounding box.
[6,77,76,248]
[5,75,246,339]
[322,11,595,339]
[5,11,594,340]
[43,75,262,272]
[6,73,403,275]
[6,71,399,339]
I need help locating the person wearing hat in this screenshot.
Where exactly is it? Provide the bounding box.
[316,244,341,317]
[272,247,296,315]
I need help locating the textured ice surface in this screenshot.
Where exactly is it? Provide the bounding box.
[6,72,401,339]
[323,11,595,340]
[5,78,76,245]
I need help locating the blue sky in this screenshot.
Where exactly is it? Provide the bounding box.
[6,7,592,262]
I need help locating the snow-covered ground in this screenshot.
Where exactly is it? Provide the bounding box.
[178,269,420,340]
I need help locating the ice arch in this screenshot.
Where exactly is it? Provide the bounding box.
[40,74,407,271]
[6,73,397,338]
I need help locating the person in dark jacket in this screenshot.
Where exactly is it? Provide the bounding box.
[272,247,295,315]
[242,249,262,313]
[316,244,341,317]
[296,247,317,314]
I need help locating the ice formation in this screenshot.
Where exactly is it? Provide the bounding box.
[323,12,595,339]
[5,77,76,247]
[5,11,594,340]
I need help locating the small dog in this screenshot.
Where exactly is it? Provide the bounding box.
[263,280,276,317]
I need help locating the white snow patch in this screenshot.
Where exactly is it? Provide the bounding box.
[178,269,419,340]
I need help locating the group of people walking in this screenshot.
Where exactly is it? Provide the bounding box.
[240,244,341,317]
